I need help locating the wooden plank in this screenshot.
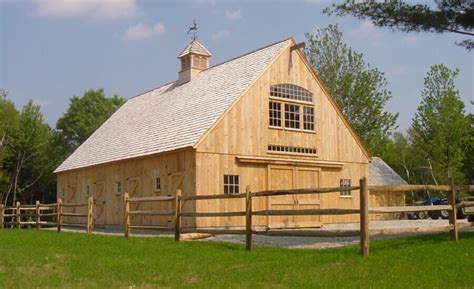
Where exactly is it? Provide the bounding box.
[181,228,247,235]
[253,208,360,216]
[15,202,20,229]
[35,201,40,229]
[235,155,344,168]
[62,202,89,207]
[368,185,450,192]
[181,211,246,217]
[57,198,62,232]
[448,178,458,241]
[128,225,174,231]
[369,225,454,236]
[183,193,247,201]
[39,213,57,217]
[62,213,88,217]
[360,177,369,257]
[124,193,130,238]
[370,205,452,214]
[245,186,252,251]
[457,201,474,208]
[87,196,93,234]
[19,207,37,210]
[255,229,360,237]
[39,203,57,208]
[129,211,175,216]
[251,186,360,197]
[128,196,175,203]
[175,190,181,242]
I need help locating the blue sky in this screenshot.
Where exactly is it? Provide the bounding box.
[1,0,472,132]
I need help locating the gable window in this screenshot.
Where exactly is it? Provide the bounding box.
[155,177,161,192]
[269,102,282,127]
[224,175,240,195]
[270,84,313,103]
[285,104,300,129]
[340,179,351,196]
[303,106,314,131]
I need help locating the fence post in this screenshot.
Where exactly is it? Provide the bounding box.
[447,177,458,241]
[0,204,4,229]
[124,193,130,238]
[15,202,20,229]
[175,189,182,242]
[87,196,93,234]
[359,177,369,257]
[57,198,63,232]
[245,186,253,251]
[35,200,40,229]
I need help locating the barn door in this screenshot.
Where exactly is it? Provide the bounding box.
[268,166,297,228]
[126,178,141,225]
[162,172,184,226]
[93,181,107,225]
[295,168,321,228]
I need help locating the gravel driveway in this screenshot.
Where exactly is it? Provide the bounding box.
[203,219,473,249]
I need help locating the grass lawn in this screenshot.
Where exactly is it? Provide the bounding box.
[0,230,473,288]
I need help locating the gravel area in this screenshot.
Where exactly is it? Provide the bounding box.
[47,219,473,249]
[202,219,474,249]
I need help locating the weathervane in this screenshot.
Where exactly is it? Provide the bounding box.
[187,20,198,40]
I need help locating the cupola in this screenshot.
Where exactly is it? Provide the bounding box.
[177,40,212,85]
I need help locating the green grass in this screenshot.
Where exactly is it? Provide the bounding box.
[0,230,473,288]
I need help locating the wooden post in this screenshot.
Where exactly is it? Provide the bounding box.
[57,198,63,232]
[124,193,130,238]
[15,202,20,229]
[174,189,182,242]
[35,200,40,229]
[447,177,458,241]
[245,186,252,251]
[87,196,93,234]
[0,204,4,229]
[359,177,369,257]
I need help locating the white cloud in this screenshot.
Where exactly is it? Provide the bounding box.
[122,22,165,41]
[225,9,242,21]
[212,30,231,41]
[36,0,138,20]
[349,20,385,48]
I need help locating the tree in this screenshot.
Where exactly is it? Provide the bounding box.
[56,89,125,157]
[410,64,470,184]
[2,101,53,205]
[325,0,474,50]
[0,89,19,201]
[304,25,398,156]
[462,113,474,184]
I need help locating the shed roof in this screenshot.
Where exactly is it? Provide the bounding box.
[369,157,408,186]
[55,39,291,173]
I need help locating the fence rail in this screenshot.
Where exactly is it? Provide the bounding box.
[122,178,474,256]
[1,197,94,234]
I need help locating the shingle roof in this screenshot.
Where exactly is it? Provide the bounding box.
[178,40,212,58]
[55,39,291,173]
[368,157,408,186]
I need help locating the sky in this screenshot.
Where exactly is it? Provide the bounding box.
[1,0,473,132]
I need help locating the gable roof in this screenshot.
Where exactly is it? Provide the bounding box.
[369,157,408,186]
[178,40,212,58]
[55,39,291,173]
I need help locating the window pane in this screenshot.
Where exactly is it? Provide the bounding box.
[270,84,313,103]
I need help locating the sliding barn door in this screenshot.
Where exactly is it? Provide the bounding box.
[295,168,321,228]
[268,166,297,228]
[93,181,107,225]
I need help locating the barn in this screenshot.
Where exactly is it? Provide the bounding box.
[55,37,395,229]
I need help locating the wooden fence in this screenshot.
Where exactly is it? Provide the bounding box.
[123,178,474,256]
[0,197,94,234]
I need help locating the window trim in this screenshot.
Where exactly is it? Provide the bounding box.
[340,179,352,197]
[224,174,240,195]
[155,177,161,192]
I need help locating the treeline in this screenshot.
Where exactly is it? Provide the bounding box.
[0,89,124,206]
[305,25,473,188]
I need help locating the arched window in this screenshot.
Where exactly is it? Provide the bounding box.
[270,84,313,103]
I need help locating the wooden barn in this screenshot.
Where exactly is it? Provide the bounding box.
[55,37,394,229]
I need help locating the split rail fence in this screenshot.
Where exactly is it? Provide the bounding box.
[123,178,474,256]
[0,197,94,234]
